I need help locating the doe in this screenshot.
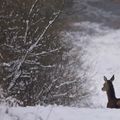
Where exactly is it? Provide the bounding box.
[102,75,120,108]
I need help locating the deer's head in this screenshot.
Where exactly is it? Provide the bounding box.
[102,75,114,92]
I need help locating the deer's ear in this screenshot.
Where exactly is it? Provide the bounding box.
[104,76,107,81]
[110,75,115,82]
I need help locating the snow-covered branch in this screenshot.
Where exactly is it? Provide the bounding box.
[27,10,61,53]
[8,10,61,90]
[55,79,78,89]
[0,53,3,60]
[29,0,39,16]
[23,20,29,43]
[30,47,62,57]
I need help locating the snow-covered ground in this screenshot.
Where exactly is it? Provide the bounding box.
[1,105,120,120]
[80,22,120,107]
[2,21,120,120]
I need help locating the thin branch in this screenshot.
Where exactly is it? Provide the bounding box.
[23,20,29,43]
[56,79,78,89]
[30,47,62,57]
[32,17,45,26]
[0,53,3,60]
[53,92,68,97]
[29,0,39,16]
[27,10,61,53]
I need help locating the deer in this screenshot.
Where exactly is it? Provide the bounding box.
[102,75,120,108]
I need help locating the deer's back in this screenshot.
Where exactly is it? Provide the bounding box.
[107,99,120,108]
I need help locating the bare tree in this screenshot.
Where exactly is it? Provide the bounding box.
[0,0,91,107]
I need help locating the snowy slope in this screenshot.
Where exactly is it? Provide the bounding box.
[63,21,120,107]
[0,105,120,120]
[81,23,120,107]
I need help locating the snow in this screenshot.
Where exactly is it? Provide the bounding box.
[62,21,120,108]
[1,105,120,120]
[82,24,120,107]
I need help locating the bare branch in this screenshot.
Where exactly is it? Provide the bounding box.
[23,20,29,43]
[27,10,61,53]
[0,53,3,60]
[9,10,61,90]
[30,47,62,57]
[55,79,78,89]
[29,0,39,16]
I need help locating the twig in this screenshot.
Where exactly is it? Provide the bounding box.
[23,20,29,43]
[29,0,39,16]
[0,53,3,60]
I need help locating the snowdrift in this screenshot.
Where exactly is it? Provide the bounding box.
[0,105,120,120]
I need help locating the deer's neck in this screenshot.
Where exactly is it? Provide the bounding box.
[107,85,116,101]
